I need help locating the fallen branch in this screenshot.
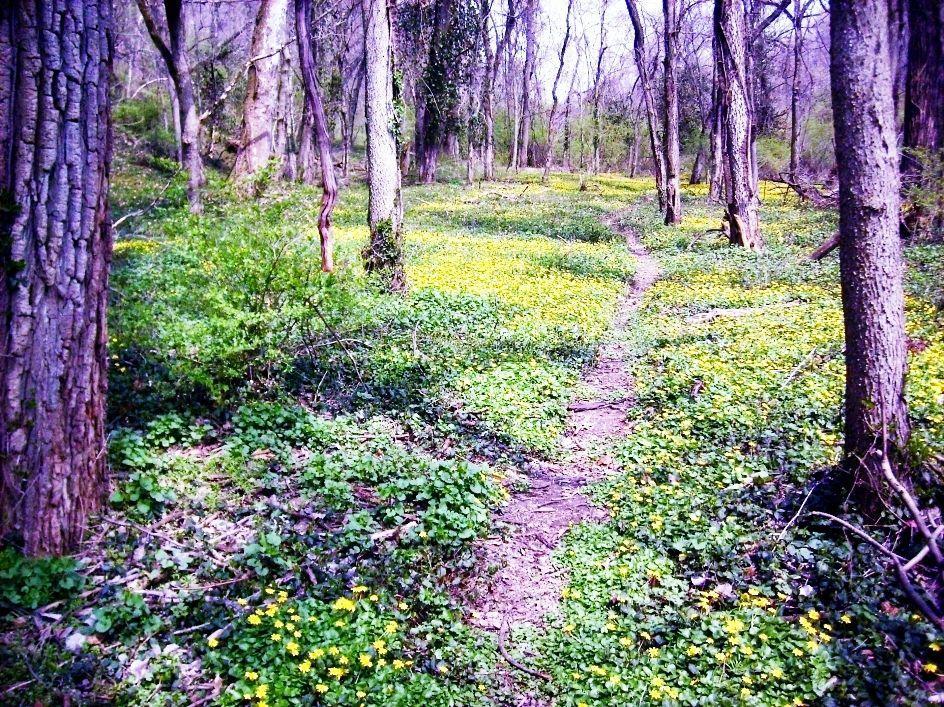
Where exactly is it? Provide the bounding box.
[808,231,840,261]
[498,619,550,681]
[686,301,800,325]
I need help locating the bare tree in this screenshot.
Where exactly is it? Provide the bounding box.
[542,0,575,183]
[362,0,406,290]
[136,0,205,212]
[0,0,112,555]
[663,0,683,223]
[713,0,763,249]
[296,0,338,273]
[625,0,667,210]
[483,0,518,180]
[788,0,814,180]
[517,0,538,169]
[831,0,910,490]
[590,1,609,174]
[233,0,292,180]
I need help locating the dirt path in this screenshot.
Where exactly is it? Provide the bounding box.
[471,210,659,701]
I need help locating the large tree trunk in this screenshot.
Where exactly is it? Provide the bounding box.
[542,0,575,183]
[233,0,291,180]
[625,0,667,211]
[663,0,682,224]
[296,0,337,273]
[136,0,205,212]
[831,0,911,494]
[901,0,944,237]
[417,0,453,183]
[362,0,406,291]
[0,0,112,555]
[714,0,763,250]
[518,0,537,168]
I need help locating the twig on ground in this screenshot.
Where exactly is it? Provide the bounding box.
[498,619,550,681]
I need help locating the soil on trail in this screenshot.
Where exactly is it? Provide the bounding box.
[470,210,659,696]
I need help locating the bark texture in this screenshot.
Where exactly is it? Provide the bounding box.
[714,0,763,250]
[295,0,337,272]
[362,0,405,291]
[625,0,667,210]
[663,0,682,224]
[831,0,911,490]
[0,0,112,555]
[233,0,291,180]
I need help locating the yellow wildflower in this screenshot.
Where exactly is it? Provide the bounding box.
[207,637,219,649]
[247,614,262,626]
[298,660,312,674]
[333,597,356,612]
[359,654,373,667]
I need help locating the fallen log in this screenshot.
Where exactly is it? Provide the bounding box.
[808,230,840,260]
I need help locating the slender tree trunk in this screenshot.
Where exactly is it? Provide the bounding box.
[234,0,291,180]
[505,24,521,171]
[518,0,537,168]
[690,138,706,184]
[714,0,763,249]
[663,0,682,224]
[831,0,911,493]
[0,0,112,555]
[362,0,405,291]
[591,5,607,175]
[136,0,205,211]
[708,68,724,200]
[625,0,667,210]
[296,0,337,273]
[901,0,944,237]
[788,0,808,180]
[482,0,516,181]
[343,57,366,179]
[543,0,575,183]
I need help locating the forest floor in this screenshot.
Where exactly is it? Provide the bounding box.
[472,212,658,705]
[1,160,943,706]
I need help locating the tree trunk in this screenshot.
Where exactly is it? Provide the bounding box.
[690,139,706,184]
[518,0,537,168]
[136,0,205,212]
[663,0,682,224]
[708,69,724,200]
[625,0,667,210]
[362,0,406,291]
[298,104,318,184]
[0,0,112,555]
[543,0,575,183]
[591,6,607,175]
[714,0,763,249]
[343,57,366,179]
[482,0,516,181]
[831,0,911,494]
[788,0,809,180]
[233,0,291,180]
[296,0,337,273]
[417,0,454,184]
[901,0,944,237]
